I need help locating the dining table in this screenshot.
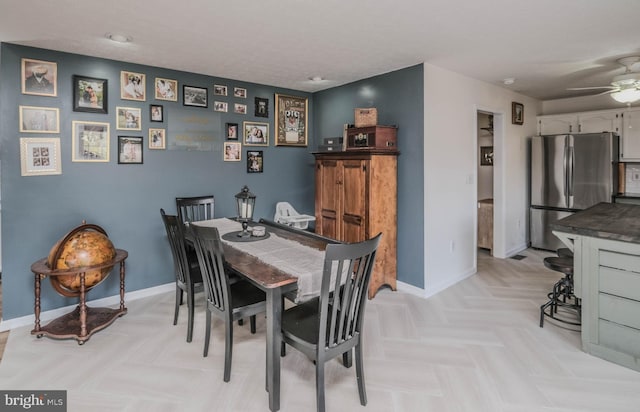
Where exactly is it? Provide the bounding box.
[190,217,337,411]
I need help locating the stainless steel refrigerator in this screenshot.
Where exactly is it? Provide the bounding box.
[529,132,619,251]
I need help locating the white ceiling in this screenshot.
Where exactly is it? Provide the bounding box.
[2,0,640,101]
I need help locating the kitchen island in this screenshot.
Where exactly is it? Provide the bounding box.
[551,202,640,372]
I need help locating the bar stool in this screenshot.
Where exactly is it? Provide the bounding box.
[539,255,581,328]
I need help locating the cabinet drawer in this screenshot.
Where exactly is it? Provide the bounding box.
[600,249,640,272]
[599,266,640,301]
[599,293,640,330]
[598,319,640,358]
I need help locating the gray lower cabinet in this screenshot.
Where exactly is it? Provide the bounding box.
[571,235,640,371]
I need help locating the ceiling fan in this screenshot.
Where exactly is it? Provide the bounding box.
[568,56,640,103]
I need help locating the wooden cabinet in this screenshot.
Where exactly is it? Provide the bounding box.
[477,199,493,254]
[314,150,398,298]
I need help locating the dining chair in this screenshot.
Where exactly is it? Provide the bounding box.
[160,208,203,343]
[189,224,267,382]
[281,233,382,412]
[176,195,215,224]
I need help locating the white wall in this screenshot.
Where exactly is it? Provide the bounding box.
[423,63,540,297]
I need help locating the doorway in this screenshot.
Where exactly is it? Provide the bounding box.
[477,111,494,256]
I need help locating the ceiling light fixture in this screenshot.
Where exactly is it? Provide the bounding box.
[611,88,640,103]
[309,76,324,82]
[503,78,515,85]
[106,33,132,43]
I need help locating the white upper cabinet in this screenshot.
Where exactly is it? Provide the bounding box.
[620,108,640,161]
[537,114,578,135]
[577,110,621,134]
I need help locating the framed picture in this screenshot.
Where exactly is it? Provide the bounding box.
[149,128,166,149]
[234,103,247,115]
[480,146,494,166]
[120,71,146,101]
[214,101,228,112]
[155,77,177,101]
[214,85,227,96]
[255,97,269,118]
[275,93,308,146]
[512,102,524,125]
[183,85,208,107]
[21,58,57,97]
[116,107,142,130]
[247,150,263,173]
[72,75,108,113]
[226,122,238,140]
[223,141,241,162]
[19,105,60,133]
[19,137,61,176]
[234,87,247,98]
[72,120,110,162]
[150,104,163,122]
[118,136,143,164]
[243,121,269,146]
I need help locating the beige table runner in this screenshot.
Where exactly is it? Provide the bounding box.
[193,218,325,302]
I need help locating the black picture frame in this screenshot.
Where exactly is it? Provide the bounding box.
[150,104,163,122]
[480,146,493,166]
[183,85,208,107]
[226,122,239,140]
[247,150,263,173]
[73,75,108,113]
[255,97,269,118]
[512,102,524,125]
[117,136,143,164]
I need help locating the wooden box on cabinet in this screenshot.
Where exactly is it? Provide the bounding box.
[313,150,398,298]
[346,125,397,151]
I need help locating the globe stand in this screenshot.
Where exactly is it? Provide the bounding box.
[29,249,128,345]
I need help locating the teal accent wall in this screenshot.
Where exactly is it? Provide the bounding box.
[0,44,424,321]
[313,65,425,288]
[0,43,315,319]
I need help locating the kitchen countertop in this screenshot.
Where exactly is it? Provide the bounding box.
[551,202,640,244]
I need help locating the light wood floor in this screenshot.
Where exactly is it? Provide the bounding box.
[1,249,639,411]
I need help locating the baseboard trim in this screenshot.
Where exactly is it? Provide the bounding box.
[0,283,175,332]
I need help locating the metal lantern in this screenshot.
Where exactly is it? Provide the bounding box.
[235,185,256,237]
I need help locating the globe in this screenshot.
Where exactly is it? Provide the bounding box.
[47,223,116,297]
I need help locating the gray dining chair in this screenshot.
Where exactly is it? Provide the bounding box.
[281,233,382,412]
[160,208,203,343]
[189,224,267,382]
[176,195,215,224]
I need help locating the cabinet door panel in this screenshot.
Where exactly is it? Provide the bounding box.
[578,111,619,134]
[316,159,341,238]
[538,115,578,135]
[621,110,640,161]
[341,160,367,241]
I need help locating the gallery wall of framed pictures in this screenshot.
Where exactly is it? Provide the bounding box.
[14,49,312,179]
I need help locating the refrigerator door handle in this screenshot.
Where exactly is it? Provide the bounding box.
[567,145,574,203]
[563,141,570,208]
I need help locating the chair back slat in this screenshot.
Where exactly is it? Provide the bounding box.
[319,233,381,350]
[190,224,230,314]
[176,196,215,224]
[160,209,191,285]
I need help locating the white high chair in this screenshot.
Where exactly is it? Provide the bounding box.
[273,202,316,230]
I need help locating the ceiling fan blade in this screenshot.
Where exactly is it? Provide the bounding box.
[594,89,617,96]
[567,86,616,90]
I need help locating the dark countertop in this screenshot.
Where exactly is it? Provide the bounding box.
[615,193,640,199]
[550,202,640,244]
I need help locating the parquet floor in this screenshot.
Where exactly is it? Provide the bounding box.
[1,248,639,411]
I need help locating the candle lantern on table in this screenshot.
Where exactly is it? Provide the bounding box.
[235,185,256,237]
